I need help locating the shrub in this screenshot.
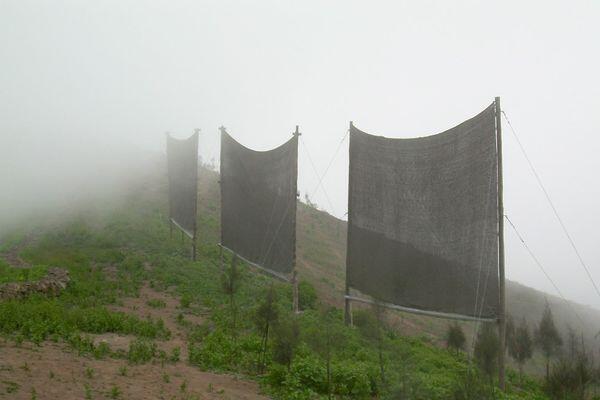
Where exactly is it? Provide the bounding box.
[127,339,157,364]
[298,281,318,310]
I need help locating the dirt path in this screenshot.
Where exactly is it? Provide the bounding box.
[0,237,33,268]
[0,340,270,400]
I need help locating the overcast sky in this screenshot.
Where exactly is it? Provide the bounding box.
[1,1,599,310]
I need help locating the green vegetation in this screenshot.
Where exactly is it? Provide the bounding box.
[536,305,563,380]
[0,167,582,400]
[146,298,166,308]
[0,259,47,284]
[508,317,534,382]
[446,323,467,355]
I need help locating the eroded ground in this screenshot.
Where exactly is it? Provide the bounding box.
[0,340,268,400]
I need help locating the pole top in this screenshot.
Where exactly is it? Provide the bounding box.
[194,128,201,135]
[293,125,301,137]
[219,126,227,134]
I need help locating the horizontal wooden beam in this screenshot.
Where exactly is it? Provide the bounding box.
[218,243,291,283]
[344,294,498,323]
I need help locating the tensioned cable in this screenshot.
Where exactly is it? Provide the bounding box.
[502,111,600,301]
[470,151,498,353]
[308,131,349,208]
[299,137,337,215]
[505,214,585,326]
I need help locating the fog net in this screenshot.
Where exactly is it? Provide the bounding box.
[347,104,499,319]
[220,132,298,279]
[167,132,199,238]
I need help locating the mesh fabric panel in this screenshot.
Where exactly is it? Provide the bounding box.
[167,132,199,237]
[347,104,499,318]
[220,132,298,277]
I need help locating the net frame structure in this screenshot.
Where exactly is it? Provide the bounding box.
[166,130,199,260]
[218,126,301,310]
[344,98,505,324]
[343,97,507,388]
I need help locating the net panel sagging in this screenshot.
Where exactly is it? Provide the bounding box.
[347,104,499,319]
[220,132,298,277]
[167,132,199,238]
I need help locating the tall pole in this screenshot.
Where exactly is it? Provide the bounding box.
[192,228,197,261]
[344,121,353,327]
[495,97,506,390]
[192,128,200,262]
[292,125,300,313]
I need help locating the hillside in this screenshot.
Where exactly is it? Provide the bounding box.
[195,163,600,379]
[196,164,600,350]
[0,160,590,399]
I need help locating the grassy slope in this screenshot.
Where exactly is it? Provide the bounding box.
[196,165,600,376]
[0,162,571,399]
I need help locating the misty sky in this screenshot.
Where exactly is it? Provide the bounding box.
[1,1,599,312]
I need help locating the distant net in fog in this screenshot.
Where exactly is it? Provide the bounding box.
[167,132,199,238]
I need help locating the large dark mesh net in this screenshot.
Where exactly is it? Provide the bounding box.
[347,104,499,318]
[220,132,298,277]
[167,132,199,238]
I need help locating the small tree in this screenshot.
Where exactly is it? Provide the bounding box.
[298,280,318,310]
[272,314,300,370]
[536,304,563,380]
[474,322,500,385]
[357,301,388,385]
[254,284,279,373]
[221,254,240,337]
[545,349,595,400]
[446,323,466,355]
[306,308,346,400]
[505,314,515,356]
[566,325,578,362]
[508,318,533,382]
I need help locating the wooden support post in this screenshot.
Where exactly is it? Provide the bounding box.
[219,245,224,274]
[192,230,197,262]
[344,283,353,327]
[344,121,354,327]
[495,96,507,391]
[292,270,299,313]
[292,125,301,314]
[169,220,173,239]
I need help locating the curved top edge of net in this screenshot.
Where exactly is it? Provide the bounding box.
[221,130,297,154]
[166,132,199,142]
[351,102,495,141]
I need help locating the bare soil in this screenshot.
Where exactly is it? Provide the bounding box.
[0,340,269,399]
[0,264,269,399]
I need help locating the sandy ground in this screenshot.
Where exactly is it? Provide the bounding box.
[0,340,269,400]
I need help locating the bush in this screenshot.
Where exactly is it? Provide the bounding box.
[331,361,374,398]
[127,339,157,364]
[188,331,261,373]
[298,281,318,310]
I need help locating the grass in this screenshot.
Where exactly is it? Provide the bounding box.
[146,298,166,308]
[127,338,157,364]
[0,167,553,400]
[0,260,48,284]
